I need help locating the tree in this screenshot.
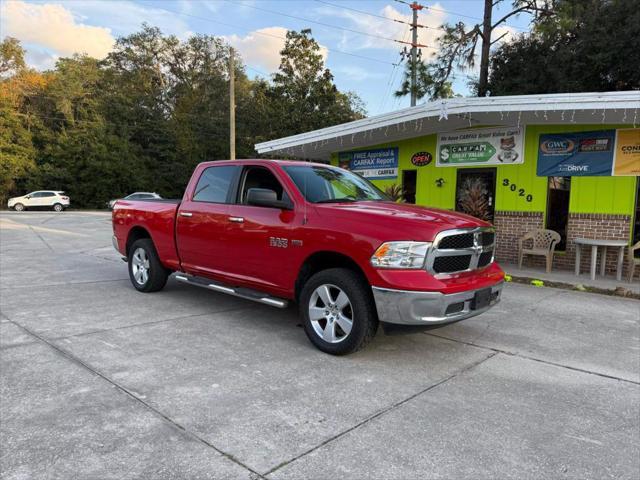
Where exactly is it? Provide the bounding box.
[271,29,365,137]
[487,0,640,95]
[425,0,554,97]
[0,37,26,78]
[0,28,365,206]
[0,37,41,202]
[394,59,454,101]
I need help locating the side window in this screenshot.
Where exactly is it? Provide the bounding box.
[192,166,238,203]
[42,192,55,197]
[239,167,287,204]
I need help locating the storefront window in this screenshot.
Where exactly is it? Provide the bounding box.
[546,177,571,250]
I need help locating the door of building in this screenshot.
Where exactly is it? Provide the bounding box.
[455,168,497,223]
[402,170,417,204]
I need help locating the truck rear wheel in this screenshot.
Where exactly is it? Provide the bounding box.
[128,238,168,292]
[299,268,378,355]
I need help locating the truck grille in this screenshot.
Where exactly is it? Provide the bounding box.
[426,227,495,275]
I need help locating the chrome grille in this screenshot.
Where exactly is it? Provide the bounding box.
[426,227,496,274]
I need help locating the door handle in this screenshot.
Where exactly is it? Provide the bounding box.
[179,212,193,217]
[228,216,244,223]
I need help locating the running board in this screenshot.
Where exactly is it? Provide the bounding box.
[174,274,289,309]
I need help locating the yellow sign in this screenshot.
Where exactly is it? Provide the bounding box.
[614,128,640,176]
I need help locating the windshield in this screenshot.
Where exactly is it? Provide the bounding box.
[283,165,389,203]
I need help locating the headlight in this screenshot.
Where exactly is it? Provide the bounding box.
[370,241,431,269]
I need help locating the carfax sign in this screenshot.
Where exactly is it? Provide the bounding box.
[537,130,616,176]
[338,147,398,179]
[436,126,524,167]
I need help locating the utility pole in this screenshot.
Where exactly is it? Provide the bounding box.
[477,0,493,97]
[409,1,423,107]
[229,47,236,160]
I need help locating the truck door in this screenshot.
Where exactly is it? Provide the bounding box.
[225,165,302,295]
[176,165,240,278]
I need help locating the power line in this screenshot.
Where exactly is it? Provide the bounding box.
[139,1,396,66]
[393,0,527,32]
[378,26,411,114]
[225,0,435,49]
[314,0,449,33]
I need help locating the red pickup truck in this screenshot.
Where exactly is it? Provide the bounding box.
[112,160,504,355]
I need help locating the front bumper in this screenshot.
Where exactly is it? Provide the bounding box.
[372,281,503,326]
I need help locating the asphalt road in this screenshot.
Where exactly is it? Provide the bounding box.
[1,211,638,480]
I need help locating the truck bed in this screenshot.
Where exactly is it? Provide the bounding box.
[112,198,181,271]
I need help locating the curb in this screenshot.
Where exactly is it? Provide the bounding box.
[505,274,640,300]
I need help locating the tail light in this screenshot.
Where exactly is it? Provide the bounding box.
[61,196,69,200]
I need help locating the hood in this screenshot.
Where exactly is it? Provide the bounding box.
[314,201,490,241]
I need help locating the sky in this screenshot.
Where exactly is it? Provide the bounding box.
[0,0,536,115]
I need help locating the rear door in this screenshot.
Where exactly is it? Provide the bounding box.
[176,164,240,278]
[225,165,301,293]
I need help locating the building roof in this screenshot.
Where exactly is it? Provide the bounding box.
[255,91,640,161]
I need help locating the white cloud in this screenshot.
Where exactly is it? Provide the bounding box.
[0,0,115,59]
[227,27,328,74]
[315,3,448,54]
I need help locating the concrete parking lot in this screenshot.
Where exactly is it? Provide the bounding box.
[1,211,638,479]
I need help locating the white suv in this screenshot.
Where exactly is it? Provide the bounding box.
[7,191,70,212]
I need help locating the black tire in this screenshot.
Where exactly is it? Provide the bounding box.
[299,268,378,355]
[13,203,24,212]
[128,238,169,292]
[52,203,63,212]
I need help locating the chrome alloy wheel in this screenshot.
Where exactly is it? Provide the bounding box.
[131,247,150,285]
[308,284,353,343]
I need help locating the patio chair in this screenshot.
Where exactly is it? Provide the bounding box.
[628,241,640,282]
[517,229,561,273]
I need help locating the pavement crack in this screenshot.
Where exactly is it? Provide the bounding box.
[425,332,640,386]
[27,225,55,252]
[4,317,266,479]
[263,351,497,477]
[0,278,130,290]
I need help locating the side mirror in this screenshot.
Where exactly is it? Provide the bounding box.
[246,188,292,210]
[25,195,31,199]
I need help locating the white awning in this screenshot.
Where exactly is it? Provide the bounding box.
[255,91,640,161]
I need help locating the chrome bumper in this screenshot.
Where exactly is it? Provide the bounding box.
[372,282,503,326]
[112,235,121,254]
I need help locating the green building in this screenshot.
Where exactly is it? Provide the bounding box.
[256,92,640,277]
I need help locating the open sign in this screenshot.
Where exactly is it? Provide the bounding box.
[411,151,432,166]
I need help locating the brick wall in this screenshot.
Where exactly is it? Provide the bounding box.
[558,213,632,276]
[493,210,633,277]
[493,211,545,265]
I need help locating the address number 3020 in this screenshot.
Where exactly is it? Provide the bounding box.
[502,179,533,202]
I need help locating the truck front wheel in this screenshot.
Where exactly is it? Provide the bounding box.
[300,268,378,355]
[128,238,169,292]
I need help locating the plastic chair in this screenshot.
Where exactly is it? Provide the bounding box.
[518,229,561,273]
